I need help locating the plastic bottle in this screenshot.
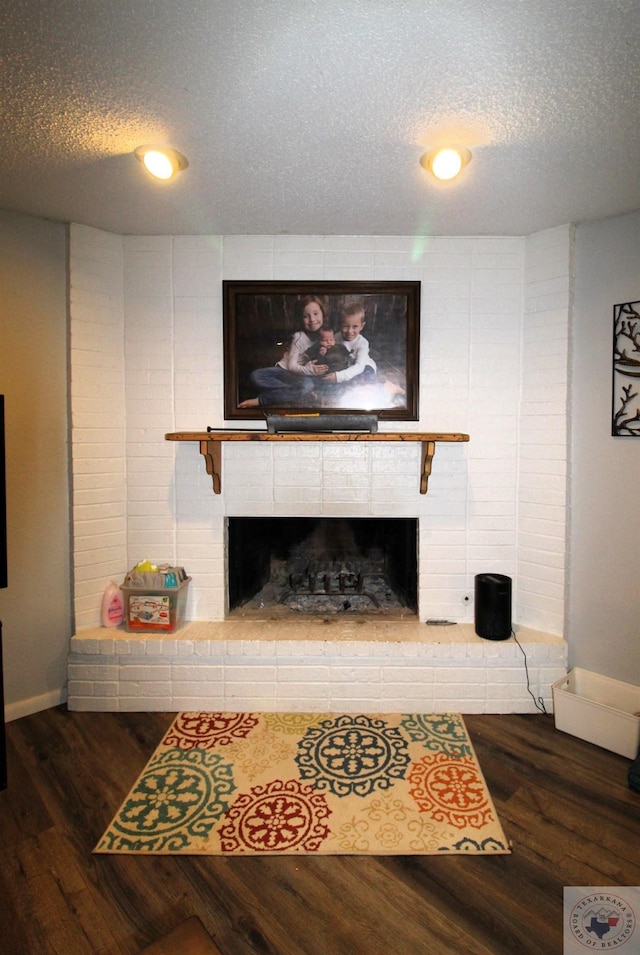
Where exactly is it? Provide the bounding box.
[101,582,124,628]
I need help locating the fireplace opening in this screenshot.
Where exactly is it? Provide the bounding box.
[227,517,418,617]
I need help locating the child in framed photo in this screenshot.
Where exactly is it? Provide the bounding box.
[237,294,330,409]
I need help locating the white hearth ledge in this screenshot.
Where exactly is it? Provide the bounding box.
[67,621,567,715]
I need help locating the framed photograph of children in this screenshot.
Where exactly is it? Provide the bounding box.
[223,280,420,421]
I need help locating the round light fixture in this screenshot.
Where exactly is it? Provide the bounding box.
[134,145,189,181]
[420,146,472,181]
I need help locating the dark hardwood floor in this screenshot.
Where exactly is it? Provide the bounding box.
[0,706,638,955]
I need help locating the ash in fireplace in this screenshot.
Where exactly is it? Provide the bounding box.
[234,557,409,617]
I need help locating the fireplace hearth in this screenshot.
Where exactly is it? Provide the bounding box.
[227,517,418,617]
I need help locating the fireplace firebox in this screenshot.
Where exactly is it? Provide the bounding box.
[227,517,417,617]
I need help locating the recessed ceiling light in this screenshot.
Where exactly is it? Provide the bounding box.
[134,145,189,181]
[420,146,472,181]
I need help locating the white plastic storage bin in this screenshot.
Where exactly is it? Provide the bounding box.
[552,668,640,758]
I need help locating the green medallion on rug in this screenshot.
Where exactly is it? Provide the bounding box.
[95,712,510,856]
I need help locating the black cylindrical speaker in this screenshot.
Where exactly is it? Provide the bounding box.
[474,573,512,640]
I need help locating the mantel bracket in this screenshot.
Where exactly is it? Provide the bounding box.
[420,440,436,494]
[200,440,222,495]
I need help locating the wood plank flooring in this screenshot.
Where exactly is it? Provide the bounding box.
[0,707,638,955]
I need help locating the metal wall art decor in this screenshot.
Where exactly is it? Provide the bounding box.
[612,300,640,436]
[223,281,420,421]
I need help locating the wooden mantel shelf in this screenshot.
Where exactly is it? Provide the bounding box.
[165,431,469,494]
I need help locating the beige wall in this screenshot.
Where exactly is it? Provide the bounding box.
[569,211,640,683]
[0,210,71,717]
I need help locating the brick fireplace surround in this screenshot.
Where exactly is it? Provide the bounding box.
[66,225,572,714]
[67,436,567,714]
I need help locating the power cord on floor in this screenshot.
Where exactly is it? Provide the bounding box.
[512,629,549,714]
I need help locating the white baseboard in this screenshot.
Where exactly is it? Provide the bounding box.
[5,687,68,722]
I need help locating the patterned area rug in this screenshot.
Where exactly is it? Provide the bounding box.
[95,712,510,855]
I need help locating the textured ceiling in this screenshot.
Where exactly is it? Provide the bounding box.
[2,0,640,236]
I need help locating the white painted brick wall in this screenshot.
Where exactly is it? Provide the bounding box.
[519,225,572,633]
[70,224,127,629]
[69,228,572,691]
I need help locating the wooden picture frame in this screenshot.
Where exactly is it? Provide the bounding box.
[223,281,420,421]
